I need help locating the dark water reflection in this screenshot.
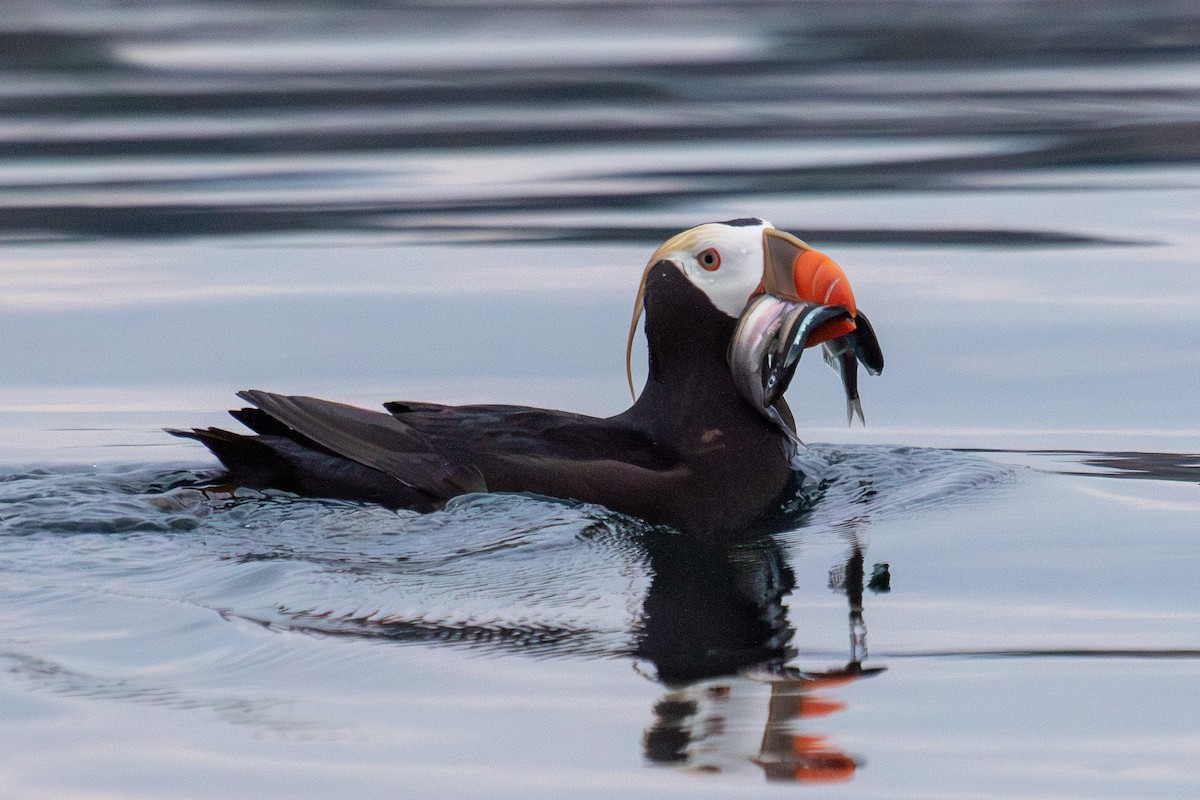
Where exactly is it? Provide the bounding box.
[1015,449,1200,483]
[638,532,888,783]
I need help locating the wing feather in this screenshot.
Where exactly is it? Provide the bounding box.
[238,390,487,498]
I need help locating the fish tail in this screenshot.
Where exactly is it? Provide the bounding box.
[846,398,865,427]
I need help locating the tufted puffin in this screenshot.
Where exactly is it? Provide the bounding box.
[168,218,879,542]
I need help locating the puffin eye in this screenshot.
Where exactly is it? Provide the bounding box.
[697,248,721,271]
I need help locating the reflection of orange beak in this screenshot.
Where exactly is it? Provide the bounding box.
[760,229,858,346]
[789,735,858,783]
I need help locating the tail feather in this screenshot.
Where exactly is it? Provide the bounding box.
[166,425,444,511]
[228,407,294,438]
[167,427,300,490]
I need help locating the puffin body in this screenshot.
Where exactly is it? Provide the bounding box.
[170,219,875,541]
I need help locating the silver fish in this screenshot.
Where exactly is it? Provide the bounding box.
[728,293,786,413]
[764,302,856,408]
[727,293,803,449]
[729,293,883,431]
[823,310,885,425]
[824,335,864,426]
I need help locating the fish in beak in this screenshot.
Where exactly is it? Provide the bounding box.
[822,311,884,425]
[736,228,884,429]
[623,219,882,431]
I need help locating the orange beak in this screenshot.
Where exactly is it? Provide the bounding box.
[760,229,858,346]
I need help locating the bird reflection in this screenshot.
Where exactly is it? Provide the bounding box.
[636,531,885,782]
[634,531,796,684]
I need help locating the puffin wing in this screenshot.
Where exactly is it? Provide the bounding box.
[382,400,688,514]
[216,391,686,519]
[384,401,678,472]
[237,390,487,498]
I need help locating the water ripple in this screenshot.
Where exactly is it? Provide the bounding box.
[0,445,1011,666]
[0,1,1195,244]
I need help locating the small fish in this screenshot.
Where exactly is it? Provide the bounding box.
[729,293,883,429]
[764,301,856,408]
[727,293,803,448]
[823,311,885,426]
[850,311,885,376]
[823,336,864,426]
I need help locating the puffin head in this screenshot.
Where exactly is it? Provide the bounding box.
[626,218,861,399]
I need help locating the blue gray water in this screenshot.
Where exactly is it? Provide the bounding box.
[1,1,1198,797]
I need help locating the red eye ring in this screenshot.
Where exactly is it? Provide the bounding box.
[697,248,721,271]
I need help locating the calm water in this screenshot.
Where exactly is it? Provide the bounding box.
[2,1,1199,797]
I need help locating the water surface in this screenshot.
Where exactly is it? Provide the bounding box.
[1,1,1198,797]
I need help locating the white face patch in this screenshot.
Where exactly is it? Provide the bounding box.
[626,218,775,399]
[645,219,772,318]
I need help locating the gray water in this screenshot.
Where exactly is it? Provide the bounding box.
[1,1,1198,797]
